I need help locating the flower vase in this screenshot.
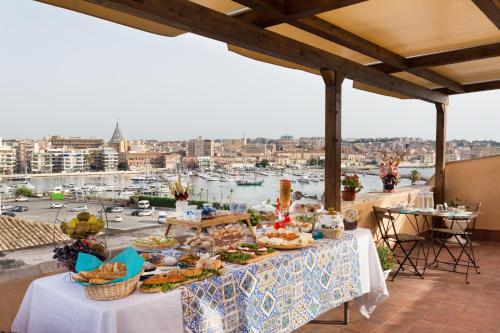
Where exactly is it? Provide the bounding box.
[382,175,397,193]
[175,200,189,216]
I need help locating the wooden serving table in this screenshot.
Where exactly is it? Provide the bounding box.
[164,212,257,240]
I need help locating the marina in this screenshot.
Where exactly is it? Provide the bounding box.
[0,167,434,205]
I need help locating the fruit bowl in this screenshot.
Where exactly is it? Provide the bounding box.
[60,212,105,240]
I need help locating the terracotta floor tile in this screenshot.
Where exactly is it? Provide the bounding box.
[476,324,500,333]
[372,319,413,333]
[440,326,470,333]
[407,320,444,333]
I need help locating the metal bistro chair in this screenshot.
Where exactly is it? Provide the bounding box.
[431,202,481,284]
[373,206,427,280]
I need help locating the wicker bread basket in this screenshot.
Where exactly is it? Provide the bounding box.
[83,271,142,301]
[321,228,343,240]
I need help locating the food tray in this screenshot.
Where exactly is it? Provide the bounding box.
[222,251,279,265]
[256,241,314,250]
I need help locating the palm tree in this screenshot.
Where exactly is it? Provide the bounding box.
[410,169,421,185]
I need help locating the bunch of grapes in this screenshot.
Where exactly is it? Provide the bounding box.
[53,239,107,272]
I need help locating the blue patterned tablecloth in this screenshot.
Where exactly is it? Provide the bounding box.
[181,233,362,333]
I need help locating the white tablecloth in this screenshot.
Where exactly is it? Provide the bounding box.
[12,228,387,333]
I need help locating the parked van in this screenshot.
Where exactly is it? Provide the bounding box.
[158,211,167,224]
[138,200,150,209]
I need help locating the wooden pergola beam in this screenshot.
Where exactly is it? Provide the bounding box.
[370,42,500,72]
[87,0,449,104]
[434,79,500,95]
[292,17,465,93]
[434,103,447,204]
[234,0,284,15]
[322,69,343,211]
[472,0,500,29]
[235,0,367,27]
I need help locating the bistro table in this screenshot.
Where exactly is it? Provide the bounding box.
[385,207,480,278]
[12,228,388,333]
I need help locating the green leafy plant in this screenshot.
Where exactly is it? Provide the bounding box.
[376,244,395,271]
[341,173,363,192]
[247,208,261,226]
[255,159,270,168]
[15,186,33,197]
[447,198,463,208]
[410,169,421,185]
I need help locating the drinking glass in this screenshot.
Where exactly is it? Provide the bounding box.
[237,203,248,213]
[458,205,466,213]
[230,202,239,212]
[436,204,444,212]
[192,209,202,222]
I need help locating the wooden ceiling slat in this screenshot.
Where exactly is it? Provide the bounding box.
[370,42,500,72]
[291,17,465,92]
[88,0,448,103]
[472,0,500,29]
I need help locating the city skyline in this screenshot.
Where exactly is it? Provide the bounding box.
[1,1,499,141]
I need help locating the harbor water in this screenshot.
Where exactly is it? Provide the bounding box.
[1,167,434,206]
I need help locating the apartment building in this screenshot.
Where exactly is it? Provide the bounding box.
[0,138,15,175]
[51,149,87,173]
[97,147,119,171]
[188,137,214,157]
[30,152,53,174]
[49,135,104,150]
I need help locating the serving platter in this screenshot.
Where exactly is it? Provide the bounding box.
[256,241,314,250]
[221,250,279,265]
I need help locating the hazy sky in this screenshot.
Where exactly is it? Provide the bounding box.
[1,1,499,141]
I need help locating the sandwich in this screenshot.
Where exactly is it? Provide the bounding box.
[139,272,186,293]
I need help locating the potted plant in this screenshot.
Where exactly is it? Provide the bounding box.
[341,173,363,201]
[376,243,394,280]
[410,169,421,185]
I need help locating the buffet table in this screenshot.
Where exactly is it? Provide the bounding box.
[12,228,388,333]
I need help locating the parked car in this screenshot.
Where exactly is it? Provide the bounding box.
[1,211,16,217]
[15,196,29,202]
[35,191,44,198]
[50,202,66,209]
[138,209,153,217]
[13,206,28,212]
[137,200,150,209]
[114,215,123,223]
[1,204,13,211]
[158,211,167,224]
[131,210,141,216]
[110,207,124,213]
[71,205,88,212]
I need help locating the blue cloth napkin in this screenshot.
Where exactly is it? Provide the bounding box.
[75,246,144,285]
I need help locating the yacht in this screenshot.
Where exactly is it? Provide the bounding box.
[118,190,135,199]
[297,175,310,184]
[236,179,264,186]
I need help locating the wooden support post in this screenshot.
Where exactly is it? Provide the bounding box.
[435,103,447,204]
[343,301,349,325]
[321,69,344,211]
